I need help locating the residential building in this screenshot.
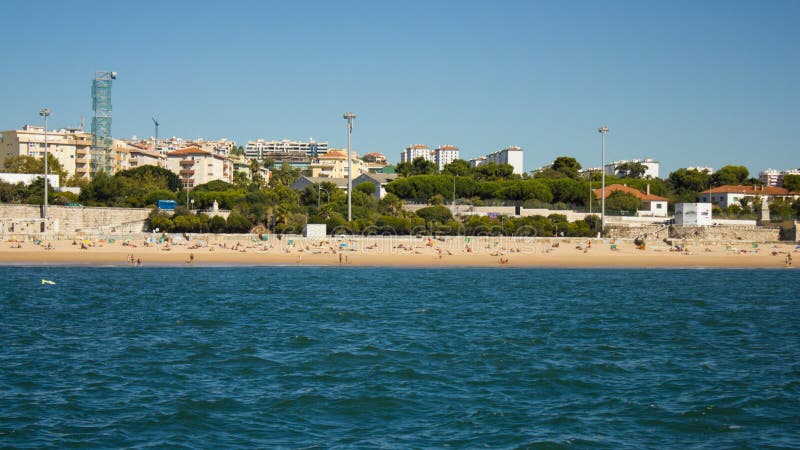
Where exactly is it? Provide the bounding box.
[352,173,399,199]
[473,146,524,174]
[400,144,431,164]
[166,147,232,188]
[433,145,460,171]
[1,125,93,179]
[469,156,486,169]
[362,152,388,165]
[604,157,660,179]
[592,184,669,217]
[698,185,800,208]
[759,168,800,187]
[309,149,368,179]
[127,144,166,170]
[244,138,328,161]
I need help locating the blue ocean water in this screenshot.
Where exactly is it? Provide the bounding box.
[0,266,798,449]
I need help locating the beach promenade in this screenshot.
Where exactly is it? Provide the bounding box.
[0,235,796,268]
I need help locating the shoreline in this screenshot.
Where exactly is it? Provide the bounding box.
[0,236,796,269]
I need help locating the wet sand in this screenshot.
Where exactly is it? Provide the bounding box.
[1,236,796,268]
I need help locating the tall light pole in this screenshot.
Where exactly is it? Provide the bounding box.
[39,108,51,235]
[343,112,356,222]
[598,126,609,236]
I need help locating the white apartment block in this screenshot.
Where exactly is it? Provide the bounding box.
[759,168,800,187]
[400,144,431,164]
[244,138,328,160]
[166,147,232,188]
[471,146,524,175]
[433,145,460,171]
[0,125,93,179]
[604,157,660,179]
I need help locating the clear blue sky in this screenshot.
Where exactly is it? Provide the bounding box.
[2,0,798,176]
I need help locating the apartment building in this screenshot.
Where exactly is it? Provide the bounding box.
[309,149,368,179]
[759,168,800,187]
[400,144,431,164]
[471,146,524,174]
[433,145,460,171]
[244,138,328,160]
[0,125,93,179]
[166,147,232,188]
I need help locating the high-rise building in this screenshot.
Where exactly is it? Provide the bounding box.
[399,144,431,164]
[433,145,460,171]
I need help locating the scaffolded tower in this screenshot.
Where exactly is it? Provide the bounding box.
[91,71,116,175]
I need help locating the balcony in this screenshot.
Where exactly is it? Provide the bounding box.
[76,158,89,164]
[180,169,195,176]
[180,159,194,166]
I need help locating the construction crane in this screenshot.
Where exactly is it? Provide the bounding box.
[152,117,159,151]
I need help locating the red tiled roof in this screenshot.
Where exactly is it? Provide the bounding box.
[320,150,347,159]
[593,184,668,201]
[168,146,212,157]
[701,185,798,196]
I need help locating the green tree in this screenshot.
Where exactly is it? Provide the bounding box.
[605,191,642,214]
[442,159,472,176]
[411,157,438,175]
[416,205,452,223]
[615,161,647,179]
[551,156,582,179]
[355,182,377,196]
[712,165,749,186]
[782,174,800,192]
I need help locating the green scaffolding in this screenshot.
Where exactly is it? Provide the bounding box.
[91,71,115,176]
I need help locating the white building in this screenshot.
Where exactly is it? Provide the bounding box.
[759,168,800,187]
[478,146,524,175]
[604,157,660,179]
[244,138,328,160]
[400,144,431,164]
[433,145,460,171]
[674,203,712,226]
[166,147,232,188]
[686,166,713,174]
[0,172,60,187]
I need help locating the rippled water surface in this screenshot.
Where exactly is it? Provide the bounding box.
[1,267,799,448]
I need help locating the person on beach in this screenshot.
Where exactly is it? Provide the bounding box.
[136,258,142,267]
[787,253,793,267]
[187,253,195,265]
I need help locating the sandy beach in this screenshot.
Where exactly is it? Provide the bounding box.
[0,235,797,268]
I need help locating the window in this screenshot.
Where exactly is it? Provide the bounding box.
[657,204,662,209]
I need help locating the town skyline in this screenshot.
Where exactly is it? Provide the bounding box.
[2,1,798,175]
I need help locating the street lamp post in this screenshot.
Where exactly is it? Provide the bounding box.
[317,184,329,209]
[39,108,51,235]
[343,112,356,222]
[598,126,609,237]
